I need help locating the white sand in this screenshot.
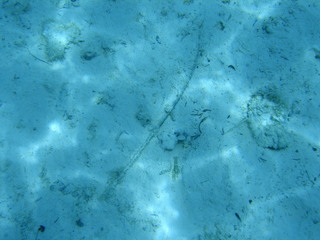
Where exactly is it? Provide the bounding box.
[0,0,320,239]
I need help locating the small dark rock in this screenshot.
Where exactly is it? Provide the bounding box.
[81,51,97,61]
[76,218,84,227]
[38,225,45,232]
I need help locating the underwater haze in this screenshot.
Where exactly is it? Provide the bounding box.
[0,0,320,239]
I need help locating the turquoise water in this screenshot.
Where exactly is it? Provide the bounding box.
[0,1,320,239]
